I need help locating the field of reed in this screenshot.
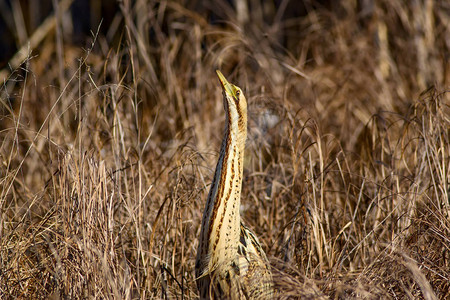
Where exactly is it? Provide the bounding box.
[0,0,449,298]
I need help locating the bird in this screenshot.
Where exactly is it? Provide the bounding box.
[195,70,273,299]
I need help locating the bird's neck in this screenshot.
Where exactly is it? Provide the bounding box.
[199,111,247,270]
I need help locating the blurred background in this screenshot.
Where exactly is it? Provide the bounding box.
[0,0,449,299]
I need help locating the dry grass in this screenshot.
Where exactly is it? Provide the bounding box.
[0,0,449,299]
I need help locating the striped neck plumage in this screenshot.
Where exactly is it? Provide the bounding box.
[198,70,248,272]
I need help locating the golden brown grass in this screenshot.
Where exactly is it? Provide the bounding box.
[0,1,449,299]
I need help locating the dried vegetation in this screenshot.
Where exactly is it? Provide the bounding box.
[0,0,449,299]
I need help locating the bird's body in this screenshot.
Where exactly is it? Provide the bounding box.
[195,71,273,299]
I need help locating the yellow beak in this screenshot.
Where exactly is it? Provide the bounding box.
[216,70,234,97]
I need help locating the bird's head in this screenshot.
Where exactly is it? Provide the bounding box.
[216,70,247,133]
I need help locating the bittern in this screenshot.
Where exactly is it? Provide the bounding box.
[195,70,273,299]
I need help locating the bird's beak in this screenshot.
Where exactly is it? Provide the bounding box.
[216,70,234,97]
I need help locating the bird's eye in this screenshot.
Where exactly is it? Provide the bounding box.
[236,90,240,96]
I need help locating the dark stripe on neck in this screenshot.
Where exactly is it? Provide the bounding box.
[206,111,234,247]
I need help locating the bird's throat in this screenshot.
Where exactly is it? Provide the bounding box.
[199,113,247,271]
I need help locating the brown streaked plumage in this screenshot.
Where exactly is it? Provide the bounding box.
[195,70,273,299]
